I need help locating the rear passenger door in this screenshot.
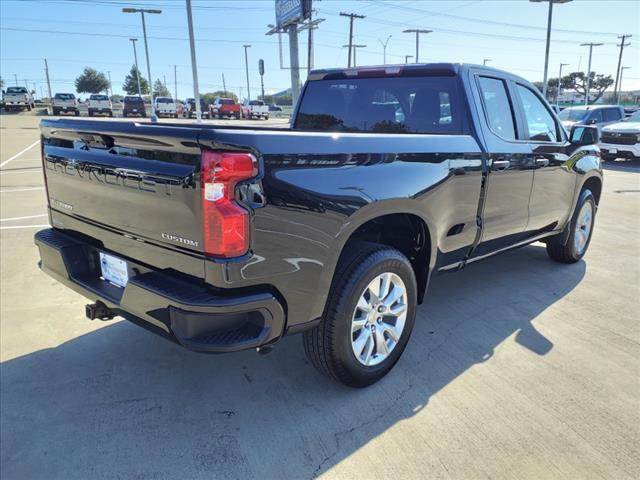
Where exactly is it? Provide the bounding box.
[512,83,575,233]
[471,74,534,256]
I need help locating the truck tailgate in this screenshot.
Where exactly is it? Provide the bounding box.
[41,120,205,255]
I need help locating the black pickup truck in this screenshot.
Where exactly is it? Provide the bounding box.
[35,63,602,387]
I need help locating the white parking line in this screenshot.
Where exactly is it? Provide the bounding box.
[0,187,45,193]
[0,140,40,168]
[0,224,50,230]
[0,214,48,222]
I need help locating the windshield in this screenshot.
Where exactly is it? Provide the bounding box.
[156,97,173,103]
[295,75,462,134]
[626,111,640,122]
[558,108,588,122]
[6,87,28,94]
[90,95,108,100]
[54,93,75,100]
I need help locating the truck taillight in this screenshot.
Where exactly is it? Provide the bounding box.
[200,150,257,258]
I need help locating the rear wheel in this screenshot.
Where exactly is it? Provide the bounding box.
[546,188,596,263]
[75,110,80,116]
[303,243,417,387]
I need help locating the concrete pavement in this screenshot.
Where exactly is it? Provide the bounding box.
[1,111,639,480]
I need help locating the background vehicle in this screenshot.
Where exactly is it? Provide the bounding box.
[122,95,146,117]
[268,104,283,112]
[600,110,640,162]
[52,93,79,116]
[154,97,178,118]
[241,99,269,119]
[558,105,624,132]
[3,86,35,111]
[210,97,240,119]
[184,98,210,118]
[35,63,602,387]
[88,94,113,117]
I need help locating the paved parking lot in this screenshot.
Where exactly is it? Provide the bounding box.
[1,111,639,479]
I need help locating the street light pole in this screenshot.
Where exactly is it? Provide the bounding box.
[405,55,413,64]
[580,42,603,105]
[403,29,431,63]
[123,7,162,122]
[556,62,569,105]
[342,45,366,67]
[530,0,572,100]
[483,58,492,66]
[185,0,202,122]
[378,35,392,65]
[129,38,142,96]
[243,44,251,101]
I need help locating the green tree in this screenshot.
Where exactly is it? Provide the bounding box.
[561,71,614,104]
[75,67,110,94]
[152,79,170,97]
[123,65,149,95]
[201,91,238,104]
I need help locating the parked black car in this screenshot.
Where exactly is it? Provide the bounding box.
[35,63,602,387]
[122,95,146,117]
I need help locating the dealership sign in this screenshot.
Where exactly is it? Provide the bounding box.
[275,0,311,28]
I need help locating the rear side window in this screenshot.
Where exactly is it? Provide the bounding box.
[156,97,173,103]
[603,108,622,122]
[7,87,28,94]
[294,76,463,134]
[515,84,558,142]
[90,95,108,100]
[55,93,75,100]
[477,77,516,140]
[219,99,234,105]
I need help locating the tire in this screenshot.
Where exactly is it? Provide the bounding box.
[174,113,178,119]
[27,103,32,111]
[53,108,59,116]
[88,110,93,117]
[546,188,596,263]
[264,115,269,120]
[75,110,80,117]
[235,114,240,120]
[303,243,417,387]
[109,111,114,117]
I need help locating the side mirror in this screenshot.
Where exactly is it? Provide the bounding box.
[570,125,599,146]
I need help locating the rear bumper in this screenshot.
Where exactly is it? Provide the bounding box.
[34,228,285,353]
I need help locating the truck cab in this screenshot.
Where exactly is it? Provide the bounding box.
[88,94,113,117]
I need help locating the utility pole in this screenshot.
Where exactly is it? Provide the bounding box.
[129,38,142,96]
[222,73,227,94]
[405,55,413,64]
[288,25,301,104]
[483,58,492,66]
[613,34,632,104]
[123,6,162,122]
[163,74,167,91]
[580,42,603,105]
[44,59,52,112]
[185,0,202,121]
[402,29,432,63]
[174,65,177,100]
[340,12,365,68]
[14,74,18,86]
[556,62,569,105]
[379,35,392,64]
[243,44,251,101]
[106,71,113,97]
[529,0,573,100]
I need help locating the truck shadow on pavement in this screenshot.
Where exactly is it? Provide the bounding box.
[1,244,585,479]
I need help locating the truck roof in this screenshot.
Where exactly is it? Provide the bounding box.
[308,62,529,84]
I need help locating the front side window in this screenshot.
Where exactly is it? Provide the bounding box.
[516,84,558,142]
[294,75,462,134]
[588,110,603,124]
[477,77,516,140]
[603,108,622,122]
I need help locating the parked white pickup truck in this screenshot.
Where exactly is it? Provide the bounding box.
[52,93,79,116]
[3,86,35,112]
[153,97,178,118]
[241,99,269,120]
[88,94,113,117]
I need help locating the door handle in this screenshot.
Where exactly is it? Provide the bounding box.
[535,157,550,168]
[492,159,510,171]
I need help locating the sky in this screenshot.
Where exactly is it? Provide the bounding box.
[1,0,639,100]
